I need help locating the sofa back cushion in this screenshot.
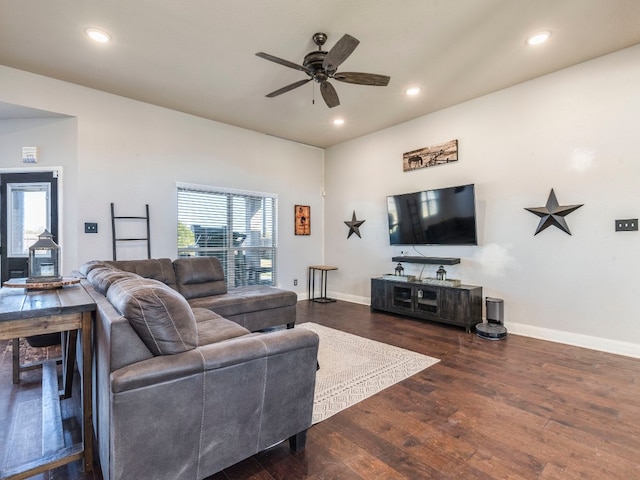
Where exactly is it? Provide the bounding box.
[173,257,227,300]
[87,266,142,295]
[105,258,178,290]
[107,277,198,356]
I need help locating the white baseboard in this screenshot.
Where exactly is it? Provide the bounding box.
[506,322,640,359]
[332,292,369,305]
[297,291,369,305]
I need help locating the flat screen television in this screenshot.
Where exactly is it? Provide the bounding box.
[387,183,478,245]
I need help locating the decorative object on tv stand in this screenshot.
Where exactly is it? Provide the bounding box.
[394,263,404,276]
[344,210,365,238]
[402,139,458,172]
[525,188,583,236]
[436,265,446,281]
[295,205,310,235]
[28,229,62,283]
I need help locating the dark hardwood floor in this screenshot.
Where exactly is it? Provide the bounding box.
[2,300,639,479]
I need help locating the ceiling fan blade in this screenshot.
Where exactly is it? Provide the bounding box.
[333,72,391,86]
[320,81,340,108]
[256,52,311,74]
[323,34,360,71]
[266,78,312,98]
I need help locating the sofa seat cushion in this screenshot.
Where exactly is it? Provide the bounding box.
[193,308,250,346]
[187,286,297,318]
[107,278,198,356]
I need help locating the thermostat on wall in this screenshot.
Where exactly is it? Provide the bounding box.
[22,147,39,163]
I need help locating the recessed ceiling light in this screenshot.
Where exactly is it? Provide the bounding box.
[86,28,111,43]
[527,30,551,46]
[405,87,421,96]
[332,118,345,126]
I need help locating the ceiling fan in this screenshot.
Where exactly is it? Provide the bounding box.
[256,32,390,108]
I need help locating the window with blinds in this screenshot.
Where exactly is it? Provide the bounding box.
[177,183,277,287]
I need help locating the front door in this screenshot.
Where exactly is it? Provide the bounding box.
[0,171,59,282]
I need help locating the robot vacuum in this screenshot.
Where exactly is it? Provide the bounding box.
[476,297,507,340]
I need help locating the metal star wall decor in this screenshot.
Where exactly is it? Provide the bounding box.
[525,188,583,235]
[344,211,365,238]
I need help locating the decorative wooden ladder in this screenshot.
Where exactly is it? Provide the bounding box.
[110,203,151,260]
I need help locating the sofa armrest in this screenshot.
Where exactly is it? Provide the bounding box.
[110,328,318,393]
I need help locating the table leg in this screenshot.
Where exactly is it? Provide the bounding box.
[80,311,94,473]
[12,338,19,384]
[61,330,78,399]
[309,268,316,301]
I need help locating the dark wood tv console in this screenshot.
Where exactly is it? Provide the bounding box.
[371,277,482,332]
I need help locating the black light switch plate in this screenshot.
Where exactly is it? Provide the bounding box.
[85,222,98,233]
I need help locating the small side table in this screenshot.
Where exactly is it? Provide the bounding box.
[308,265,338,303]
[0,283,96,478]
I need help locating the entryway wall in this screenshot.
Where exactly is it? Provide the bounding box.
[0,115,77,274]
[0,67,325,291]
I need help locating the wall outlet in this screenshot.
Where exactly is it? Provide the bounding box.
[293,279,298,286]
[615,219,638,231]
[85,222,98,233]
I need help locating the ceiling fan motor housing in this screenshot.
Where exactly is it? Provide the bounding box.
[304,50,331,82]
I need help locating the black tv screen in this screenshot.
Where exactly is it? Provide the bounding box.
[387,184,478,245]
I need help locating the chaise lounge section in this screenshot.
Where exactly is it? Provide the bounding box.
[78,257,318,480]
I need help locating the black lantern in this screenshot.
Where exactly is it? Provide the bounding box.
[28,229,62,282]
[436,265,447,281]
[395,262,404,276]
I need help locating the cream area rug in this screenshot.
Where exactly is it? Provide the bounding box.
[297,323,440,424]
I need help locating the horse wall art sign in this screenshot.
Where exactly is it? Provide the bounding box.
[402,139,458,172]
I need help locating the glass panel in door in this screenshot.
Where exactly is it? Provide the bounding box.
[7,182,51,257]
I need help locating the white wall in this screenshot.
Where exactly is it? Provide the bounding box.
[2,43,639,357]
[324,44,640,357]
[0,66,325,293]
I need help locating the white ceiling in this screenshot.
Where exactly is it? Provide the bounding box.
[1,0,639,148]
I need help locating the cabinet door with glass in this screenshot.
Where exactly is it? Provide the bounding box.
[415,286,439,317]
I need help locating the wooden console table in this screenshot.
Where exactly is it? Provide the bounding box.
[0,283,96,479]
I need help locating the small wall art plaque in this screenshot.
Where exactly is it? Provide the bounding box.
[403,139,458,172]
[295,205,310,235]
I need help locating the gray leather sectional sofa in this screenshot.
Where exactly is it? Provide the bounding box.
[78,257,319,480]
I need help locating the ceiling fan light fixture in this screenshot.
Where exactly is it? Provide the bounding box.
[405,86,421,96]
[86,28,111,43]
[527,30,551,46]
